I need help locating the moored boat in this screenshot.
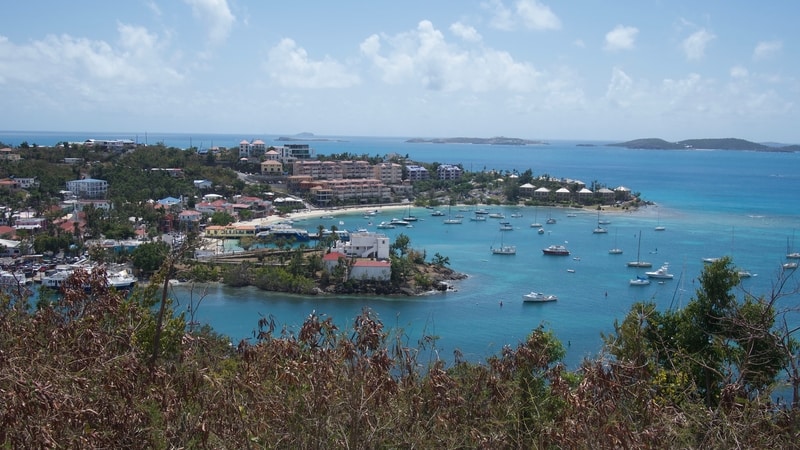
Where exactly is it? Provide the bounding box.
[542,244,570,256]
[523,291,558,302]
[646,263,674,279]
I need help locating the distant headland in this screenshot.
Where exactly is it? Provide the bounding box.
[608,137,800,152]
[276,133,348,142]
[405,136,547,146]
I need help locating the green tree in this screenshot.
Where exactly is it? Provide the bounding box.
[210,211,235,226]
[605,257,789,407]
[131,241,170,275]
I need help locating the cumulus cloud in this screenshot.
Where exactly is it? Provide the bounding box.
[183,0,236,45]
[605,67,635,107]
[604,25,638,51]
[265,38,361,89]
[753,40,782,60]
[360,20,541,92]
[682,29,715,60]
[516,0,561,30]
[485,0,561,31]
[0,24,181,86]
[450,22,482,42]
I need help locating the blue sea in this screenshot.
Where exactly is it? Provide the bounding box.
[4,131,800,369]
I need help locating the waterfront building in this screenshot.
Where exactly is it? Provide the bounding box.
[331,231,390,259]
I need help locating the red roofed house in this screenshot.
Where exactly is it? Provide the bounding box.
[322,251,347,272]
[349,259,391,281]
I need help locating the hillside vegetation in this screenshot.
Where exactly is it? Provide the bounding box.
[2,257,799,448]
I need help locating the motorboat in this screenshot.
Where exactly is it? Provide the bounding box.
[702,257,720,264]
[629,276,650,286]
[542,245,570,256]
[538,228,545,235]
[488,213,505,219]
[470,214,487,222]
[107,269,137,289]
[389,218,410,226]
[646,263,674,279]
[376,221,396,229]
[430,210,445,217]
[499,222,514,231]
[523,291,558,302]
[546,217,557,224]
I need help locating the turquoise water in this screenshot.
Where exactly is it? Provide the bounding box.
[4,131,799,367]
[171,139,800,369]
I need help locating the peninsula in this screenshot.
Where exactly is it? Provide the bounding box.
[608,137,800,152]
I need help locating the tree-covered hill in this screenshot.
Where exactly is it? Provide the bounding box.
[608,137,798,152]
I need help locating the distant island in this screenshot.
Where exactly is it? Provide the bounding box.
[608,137,800,152]
[277,133,347,142]
[406,136,547,146]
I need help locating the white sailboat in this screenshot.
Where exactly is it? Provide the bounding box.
[443,205,462,224]
[654,207,666,231]
[627,231,652,268]
[593,210,608,234]
[530,206,543,228]
[609,228,623,254]
[491,232,516,255]
[787,231,800,259]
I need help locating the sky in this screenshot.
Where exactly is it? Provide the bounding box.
[1,1,798,142]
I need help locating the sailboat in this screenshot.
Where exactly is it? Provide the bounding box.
[402,205,418,222]
[627,231,652,267]
[787,231,800,259]
[654,208,665,231]
[530,206,543,228]
[592,210,608,234]
[491,232,516,255]
[443,205,462,224]
[608,228,623,254]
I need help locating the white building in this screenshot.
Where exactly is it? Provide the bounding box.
[331,231,390,259]
[66,178,108,199]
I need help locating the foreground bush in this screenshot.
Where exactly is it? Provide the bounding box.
[1,268,799,448]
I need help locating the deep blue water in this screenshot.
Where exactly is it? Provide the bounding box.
[4,131,800,370]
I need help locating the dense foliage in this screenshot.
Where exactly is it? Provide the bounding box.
[2,256,799,447]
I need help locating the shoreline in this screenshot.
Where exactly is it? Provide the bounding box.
[236,202,646,228]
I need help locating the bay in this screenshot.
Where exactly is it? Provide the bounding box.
[4,131,799,368]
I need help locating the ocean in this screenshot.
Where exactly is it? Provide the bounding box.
[4,131,800,368]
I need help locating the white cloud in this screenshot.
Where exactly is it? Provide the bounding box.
[484,0,515,31]
[360,20,541,93]
[266,38,361,89]
[730,65,749,79]
[753,40,782,61]
[604,26,638,51]
[183,0,236,45]
[485,0,561,31]
[450,22,482,42]
[605,67,635,107]
[682,29,715,60]
[516,0,561,30]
